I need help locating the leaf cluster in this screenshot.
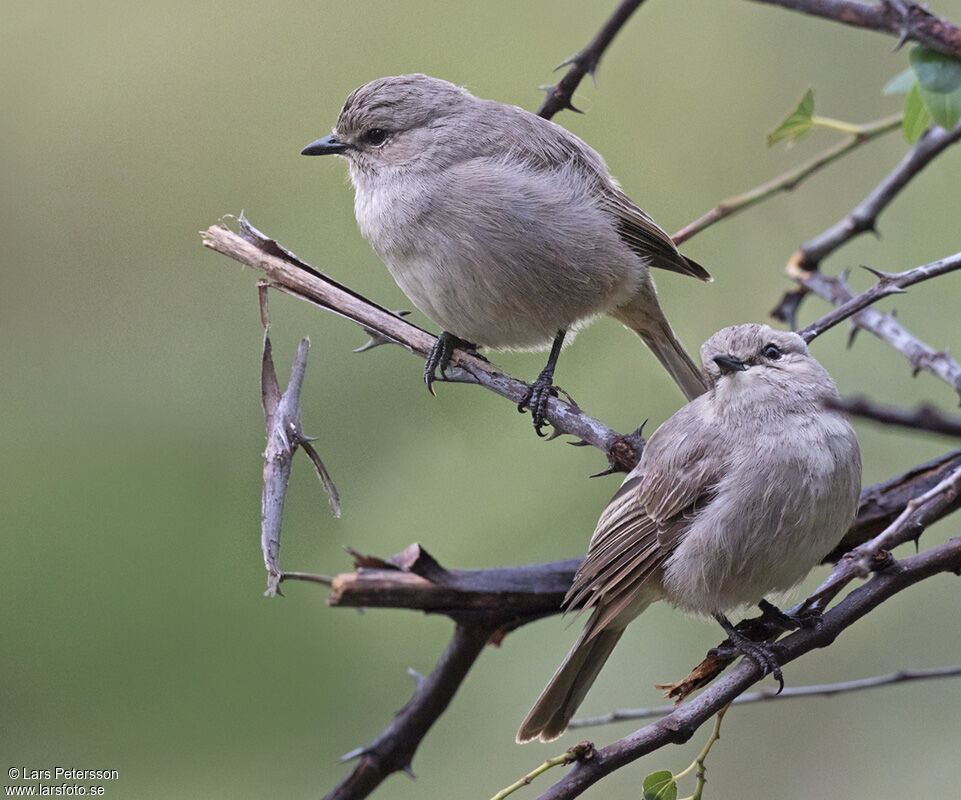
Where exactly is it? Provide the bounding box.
[885,47,961,142]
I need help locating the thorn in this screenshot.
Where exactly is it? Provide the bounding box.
[354,311,411,352]
[554,53,578,72]
[401,764,417,780]
[632,419,648,438]
[407,667,427,689]
[894,27,911,51]
[589,466,619,478]
[544,427,566,442]
[846,323,860,349]
[567,439,591,447]
[339,745,368,763]
[565,100,584,114]
[859,264,888,280]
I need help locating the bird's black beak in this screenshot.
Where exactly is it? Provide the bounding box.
[301,135,351,156]
[712,354,748,375]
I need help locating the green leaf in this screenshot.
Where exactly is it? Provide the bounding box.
[766,88,815,148]
[883,68,917,95]
[910,46,961,94]
[642,770,677,800]
[903,83,932,142]
[919,85,961,130]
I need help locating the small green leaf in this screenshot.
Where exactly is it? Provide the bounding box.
[766,88,815,148]
[903,83,932,142]
[909,46,961,94]
[642,770,677,800]
[883,68,917,95]
[919,85,961,130]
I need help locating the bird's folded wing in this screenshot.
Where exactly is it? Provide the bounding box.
[565,404,723,637]
[605,188,712,282]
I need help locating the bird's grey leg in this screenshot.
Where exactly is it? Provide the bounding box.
[424,332,477,396]
[519,329,566,436]
[712,612,785,692]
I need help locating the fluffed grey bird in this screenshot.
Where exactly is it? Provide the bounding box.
[302,74,710,432]
[517,324,862,742]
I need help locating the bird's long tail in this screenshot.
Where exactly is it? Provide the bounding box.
[516,626,626,743]
[517,585,657,743]
[611,291,707,401]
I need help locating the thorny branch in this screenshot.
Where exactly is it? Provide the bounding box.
[828,396,961,439]
[771,120,961,326]
[795,251,961,345]
[324,622,494,800]
[537,0,646,119]
[203,218,645,473]
[800,267,961,399]
[259,287,340,596]
[749,0,961,60]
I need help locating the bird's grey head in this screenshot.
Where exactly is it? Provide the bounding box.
[301,74,477,177]
[700,324,836,404]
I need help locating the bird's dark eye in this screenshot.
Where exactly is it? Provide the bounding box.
[362,128,389,146]
[762,343,782,360]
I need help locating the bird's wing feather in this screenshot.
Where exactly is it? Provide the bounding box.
[491,107,710,282]
[604,188,712,282]
[565,400,724,636]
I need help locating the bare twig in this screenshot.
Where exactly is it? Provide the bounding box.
[278,571,334,586]
[771,121,961,325]
[827,396,961,438]
[259,284,341,596]
[536,537,961,799]
[831,446,961,558]
[328,543,579,627]
[801,464,961,614]
[324,623,494,800]
[800,267,961,398]
[260,333,340,596]
[570,665,961,727]
[796,252,961,354]
[202,218,646,472]
[537,0,646,119]
[799,123,961,273]
[748,0,961,60]
[672,115,902,245]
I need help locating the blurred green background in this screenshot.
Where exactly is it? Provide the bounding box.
[3,1,961,797]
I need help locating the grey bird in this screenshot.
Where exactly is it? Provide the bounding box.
[517,324,862,742]
[301,74,711,433]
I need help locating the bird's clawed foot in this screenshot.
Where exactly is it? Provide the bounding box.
[517,329,567,437]
[519,366,559,436]
[712,613,785,692]
[758,599,822,631]
[424,332,476,396]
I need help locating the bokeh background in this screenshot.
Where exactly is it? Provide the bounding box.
[3,1,961,797]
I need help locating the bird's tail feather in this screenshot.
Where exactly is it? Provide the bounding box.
[611,295,707,401]
[516,627,625,743]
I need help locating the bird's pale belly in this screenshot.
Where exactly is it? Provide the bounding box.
[383,251,603,350]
